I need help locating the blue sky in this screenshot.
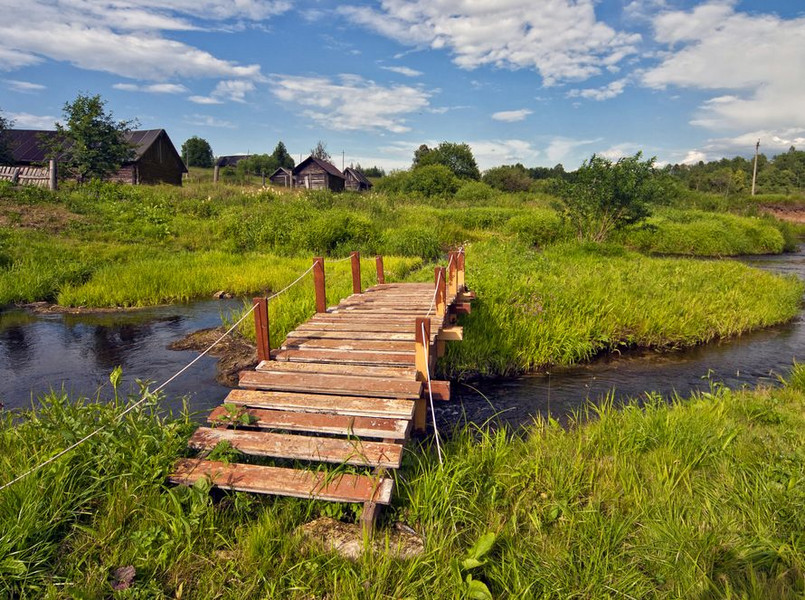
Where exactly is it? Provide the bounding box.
[1,0,803,171]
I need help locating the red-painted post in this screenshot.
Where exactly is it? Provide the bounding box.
[313,256,326,313]
[253,297,270,362]
[434,266,446,317]
[351,251,361,295]
[376,255,385,284]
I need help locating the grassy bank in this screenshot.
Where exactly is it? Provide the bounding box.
[2,368,804,597]
[442,240,804,376]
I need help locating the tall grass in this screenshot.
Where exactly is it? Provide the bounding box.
[2,369,804,597]
[442,240,804,376]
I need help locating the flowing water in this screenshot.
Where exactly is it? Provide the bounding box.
[1,251,804,427]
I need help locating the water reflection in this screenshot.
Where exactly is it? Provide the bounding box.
[0,300,244,413]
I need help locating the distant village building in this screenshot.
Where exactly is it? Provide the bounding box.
[343,167,373,191]
[3,128,187,185]
[292,156,345,192]
[215,155,251,168]
[268,167,293,187]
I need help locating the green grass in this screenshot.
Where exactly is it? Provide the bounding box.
[441,240,804,376]
[2,369,804,597]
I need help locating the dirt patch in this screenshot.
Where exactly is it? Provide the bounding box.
[169,327,257,386]
[0,203,83,233]
[298,517,424,560]
[762,205,805,224]
[20,301,155,315]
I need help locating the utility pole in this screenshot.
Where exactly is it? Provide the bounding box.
[342,150,345,171]
[751,139,760,196]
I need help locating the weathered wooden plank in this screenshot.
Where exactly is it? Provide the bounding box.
[437,326,463,341]
[255,360,417,379]
[188,427,404,468]
[282,338,415,353]
[171,458,395,504]
[224,389,415,419]
[208,406,410,440]
[240,370,422,399]
[271,348,416,366]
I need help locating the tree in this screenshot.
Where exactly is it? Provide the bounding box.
[363,165,385,178]
[310,140,331,162]
[0,109,12,165]
[412,142,480,180]
[482,164,533,192]
[181,136,213,168]
[270,141,295,169]
[555,152,658,242]
[52,93,137,182]
[237,154,275,177]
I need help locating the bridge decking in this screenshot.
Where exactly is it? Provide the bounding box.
[170,252,473,532]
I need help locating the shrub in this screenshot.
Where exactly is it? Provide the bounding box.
[454,181,497,203]
[405,165,460,197]
[505,209,567,247]
[380,226,441,259]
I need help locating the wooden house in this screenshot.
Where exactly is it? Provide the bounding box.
[268,167,293,187]
[292,156,345,191]
[343,167,373,191]
[4,128,187,185]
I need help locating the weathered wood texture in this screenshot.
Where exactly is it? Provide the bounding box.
[172,250,472,530]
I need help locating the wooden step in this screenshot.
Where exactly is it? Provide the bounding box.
[271,348,416,367]
[256,360,417,379]
[437,325,463,341]
[171,458,394,504]
[286,330,416,341]
[239,370,422,399]
[282,338,415,353]
[224,389,416,420]
[209,406,410,440]
[188,427,404,468]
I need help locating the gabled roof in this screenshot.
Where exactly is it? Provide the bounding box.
[216,155,250,167]
[343,167,372,187]
[268,167,292,177]
[5,128,186,172]
[293,155,345,179]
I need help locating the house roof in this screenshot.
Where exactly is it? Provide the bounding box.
[5,128,186,172]
[216,155,250,167]
[268,167,292,177]
[343,167,372,187]
[293,155,345,179]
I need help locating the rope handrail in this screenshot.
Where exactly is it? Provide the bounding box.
[0,262,317,494]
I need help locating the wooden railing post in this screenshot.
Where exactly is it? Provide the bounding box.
[313,256,326,313]
[457,250,465,291]
[434,266,446,317]
[375,255,385,284]
[253,297,270,362]
[414,317,431,433]
[448,251,458,298]
[351,251,361,295]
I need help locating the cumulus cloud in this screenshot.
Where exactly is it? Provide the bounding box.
[6,111,58,128]
[184,114,236,128]
[545,136,600,163]
[270,74,431,133]
[0,0,278,81]
[491,109,532,123]
[4,79,46,93]
[339,0,641,85]
[381,66,423,77]
[113,82,188,94]
[190,80,256,104]
[642,2,805,131]
[468,140,540,170]
[567,78,627,101]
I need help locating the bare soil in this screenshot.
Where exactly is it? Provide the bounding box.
[762,205,805,224]
[168,327,257,386]
[0,203,83,232]
[298,517,424,560]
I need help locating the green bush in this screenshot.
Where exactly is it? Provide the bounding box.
[505,208,567,247]
[454,181,497,203]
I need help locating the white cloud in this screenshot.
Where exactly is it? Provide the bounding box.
[567,78,627,101]
[468,140,540,170]
[189,80,256,104]
[642,3,805,131]
[3,79,45,93]
[339,1,641,85]
[596,142,641,161]
[381,66,423,77]
[681,150,707,165]
[184,114,236,128]
[6,111,58,129]
[270,74,431,133]
[623,0,667,21]
[188,96,224,105]
[113,82,188,94]
[0,1,276,82]
[545,136,600,163]
[491,109,532,123]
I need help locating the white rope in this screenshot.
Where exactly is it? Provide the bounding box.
[0,262,316,494]
[421,320,444,466]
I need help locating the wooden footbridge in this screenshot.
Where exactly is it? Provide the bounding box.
[170,251,473,531]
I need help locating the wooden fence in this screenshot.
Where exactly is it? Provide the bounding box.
[0,161,57,189]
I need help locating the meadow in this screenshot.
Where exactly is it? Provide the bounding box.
[1,367,803,598]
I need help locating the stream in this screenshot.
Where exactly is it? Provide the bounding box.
[1,250,804,428]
